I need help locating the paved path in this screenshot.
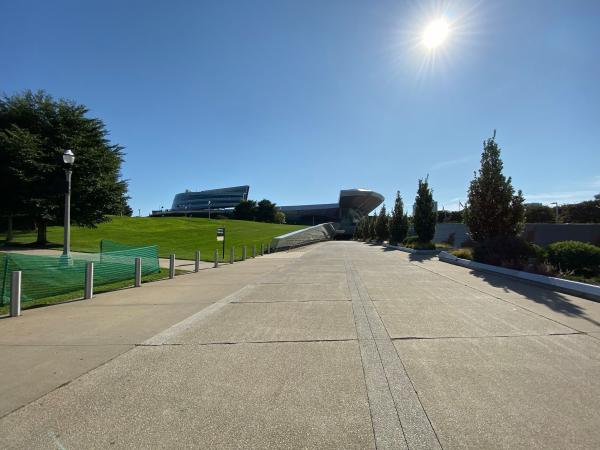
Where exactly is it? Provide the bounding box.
[1,241,599,449]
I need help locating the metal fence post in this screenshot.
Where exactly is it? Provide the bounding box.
[267,243,271,254]
[169,254,175,279]
[85,262,94,298]
[10,271,21,317]
[242,246,246,261]
[252,245,256,258]
[214,249,219,268]
[260,243,264,256]
[230,246,234,264]
[134,257,142,287]
[195,250,200,273]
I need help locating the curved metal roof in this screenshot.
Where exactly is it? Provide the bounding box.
[339,189,384,215]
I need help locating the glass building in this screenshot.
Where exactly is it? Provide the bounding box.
[151,186,249,216]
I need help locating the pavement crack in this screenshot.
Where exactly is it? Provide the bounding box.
[230,299,350,304]
[135,343,184,347]
[391,332,584,341]
[140,338,358,347]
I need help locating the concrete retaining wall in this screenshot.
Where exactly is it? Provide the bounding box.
[433,223,600,247]
[522,223,600,247]
[433,223,469,247]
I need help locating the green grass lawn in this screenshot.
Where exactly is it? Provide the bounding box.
[3,216,306,261]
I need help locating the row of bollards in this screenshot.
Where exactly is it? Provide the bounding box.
[7,242,273,318]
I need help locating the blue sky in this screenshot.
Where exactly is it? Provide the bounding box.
[2,0,599,214]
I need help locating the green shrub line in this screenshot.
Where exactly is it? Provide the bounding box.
[449,239,600,286]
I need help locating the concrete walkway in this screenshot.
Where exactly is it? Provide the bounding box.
[1,241,599,449]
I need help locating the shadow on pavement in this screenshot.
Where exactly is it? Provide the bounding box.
[470,269,600,327]
[407,252,438,262]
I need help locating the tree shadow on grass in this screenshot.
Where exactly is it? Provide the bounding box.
[1,241,62,250]
[469,269,600,328]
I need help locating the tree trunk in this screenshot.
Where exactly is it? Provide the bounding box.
[36,219,47,245]
[6,214,13,243]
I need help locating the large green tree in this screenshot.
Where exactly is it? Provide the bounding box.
[389,191,409,245]
[353,216,368,241]
[413,177,436,243]
[559,196,600,223]
[524,204,555,223]
[368,214,377,241]
[0,90,129,243]
[255,199,278,223]
[375,204,389,242]
[464,133,524,242]
[233,199,257,221]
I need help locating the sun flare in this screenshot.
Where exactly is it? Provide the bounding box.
[423,18,450,49]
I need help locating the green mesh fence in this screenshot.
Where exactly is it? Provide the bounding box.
[0,241,160,305]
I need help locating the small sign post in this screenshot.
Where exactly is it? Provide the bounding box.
[216,227,225,260]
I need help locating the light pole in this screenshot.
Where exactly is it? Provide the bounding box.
[208,200,211,220]
[62,149,75,259]
[551,202,559,223]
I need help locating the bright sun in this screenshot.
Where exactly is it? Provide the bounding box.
[423,18,450,49]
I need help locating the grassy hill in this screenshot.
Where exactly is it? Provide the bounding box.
[5,216,306,260]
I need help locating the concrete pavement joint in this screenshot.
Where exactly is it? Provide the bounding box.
[345,259,408,450]
[142,257,312,346]
[348,261,443,450]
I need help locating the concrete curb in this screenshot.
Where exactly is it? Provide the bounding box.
[383,243,439,255]
[438,251,600,302]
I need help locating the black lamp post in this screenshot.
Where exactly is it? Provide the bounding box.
[62,149,75,258]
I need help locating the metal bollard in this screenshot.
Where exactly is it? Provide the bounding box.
[214,249,219,268]
[252,245,256,258]
[10,271,21,317]
[195,250,201,273]
[230,246,234,264]
[169,254,175,279]
[242,246,246,261]
[260,243,264,256]
[134,257,142,287]
[85,262,94,298]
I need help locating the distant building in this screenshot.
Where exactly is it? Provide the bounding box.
[281,189,384,233]
[173,186,248,212]
[151,185,383,236]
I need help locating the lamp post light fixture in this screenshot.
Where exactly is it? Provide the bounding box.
[550,202,559,223]
[62,149,75,259]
